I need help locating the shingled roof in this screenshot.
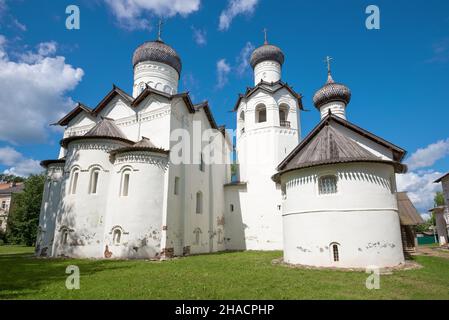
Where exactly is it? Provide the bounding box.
[61,117,133,148]
[109,137,169,156]
[273,114,407,182]
[435,172,449,183]
[85,117,127,139]
[397,192,425,226]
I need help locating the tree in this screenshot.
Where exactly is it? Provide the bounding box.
[435,191,445,207]
[6,175,45,246]
[0,173,25,183]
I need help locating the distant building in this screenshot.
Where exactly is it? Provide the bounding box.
[0,183,25,232]
[432,173,449,246]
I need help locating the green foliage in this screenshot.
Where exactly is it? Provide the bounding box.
[0,174,25,183]
[415,220,433,233]
[435,191,445,207]
[6,175,45,246]
[0,229,5,245]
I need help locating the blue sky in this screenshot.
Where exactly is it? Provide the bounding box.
[0,0,448,212]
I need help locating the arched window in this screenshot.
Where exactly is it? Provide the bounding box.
[113,229,122,245]
[239,111,246,133]
[193,228,202,245]
[69,168,79,195]
[331,243,340,262]
[279,104,290,127]
[138,82,146,95]
[255,104,267,123]
[196,192,203,214]
[89,168,100,195]
[217,229,224,244]
[61,229,69,245]
[319,175,338,195]
[121,170,131,197]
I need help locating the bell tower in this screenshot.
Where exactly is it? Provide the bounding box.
[227,32,302,251]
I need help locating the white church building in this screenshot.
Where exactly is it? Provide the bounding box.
[37,32,409,268]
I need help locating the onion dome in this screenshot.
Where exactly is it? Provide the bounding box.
[132,40,182,75]
[313,72,351,109]
[250,43,285,69]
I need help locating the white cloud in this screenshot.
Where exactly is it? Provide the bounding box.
[397,170,442,213]
[192,26,207,46]
[0,35,84,144]
[236,41,255,75]
[0,146,22,166]
[219,0,259,31]
[0,147,42,177]
[12,18,27,31]
[397,138,449,212]
[216,59,231,89]
[104,0,201,31]
[405,138,449,170]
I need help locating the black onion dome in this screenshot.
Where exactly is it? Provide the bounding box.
[132,40,182,75]
[313,73,351,109]
[250,43,285,69]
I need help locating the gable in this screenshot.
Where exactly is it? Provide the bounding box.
[277,114,407,174]
[96,96,135,119]
[67,111,96,129]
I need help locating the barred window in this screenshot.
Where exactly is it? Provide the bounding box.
[319,175,338,195]
[332,244,340,262]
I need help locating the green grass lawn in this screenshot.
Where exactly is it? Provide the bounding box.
[1,245,449,300]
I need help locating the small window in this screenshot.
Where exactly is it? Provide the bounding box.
[174,177,180,195]
[121,171,130,197]
[217,229,224,244]
[230,204,234,212]
[193,228,202,245]
[1,201,5,209]
[319,175,338,195]
[256,104,267,123]
[70,169,79,195]
[89,169,100,194]
[239,111,245,121]
[196,192,203,214]
[332,244,340,262]
[199,153,205,172]
[62,230,69,245]
[113,229,122,245]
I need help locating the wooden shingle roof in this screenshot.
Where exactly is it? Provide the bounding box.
[60,118,133,148]
[435,172,449,183]
[397,192,425,226]
[109,137,169,156]
[281,124,379,171]
[273,114,407,182]
[85,117,127,139]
